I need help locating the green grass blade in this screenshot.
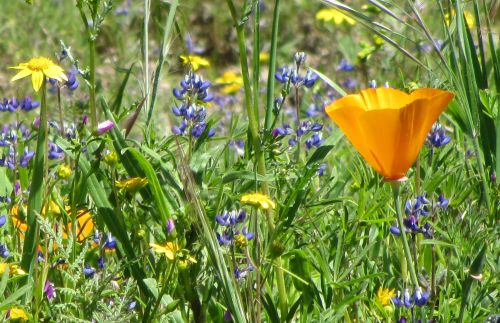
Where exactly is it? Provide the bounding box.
[146,0,179,127]
[264,0,281,131]
[21,84,48,274]
[127,147,172,224]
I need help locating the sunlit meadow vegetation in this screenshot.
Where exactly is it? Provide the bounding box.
[0,0,498,322]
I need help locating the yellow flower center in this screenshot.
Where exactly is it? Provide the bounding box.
[27,57,53,71]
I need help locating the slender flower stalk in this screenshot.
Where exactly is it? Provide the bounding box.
[390,180,419,287]
[22,81,49,273]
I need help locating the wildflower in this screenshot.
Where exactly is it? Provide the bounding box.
[413,288,430,306]
[103,233,117,252]
[234,264,254,280]
[305,133,323,149]
[0,215,6,227]
[57,164,72,179]
[234,229,254,248]
[83,264,96,278]
[96,120,115,135]
[44,280,56,301]
[180,55,210,71]
[445,10,475,28]
[316,8,356,25]
[215,210,247,226]
[19,96,40,111]
[0,263,26,276]
[337,59,355,72]
[241,193,276,210]
[171,72,215,138]
[103,150,119,165]
[392,289,412,308]
[224,310,232,322]
[149,242,180,260]
[128,301,137,311]
[259,52,269,62]
[427,123,451,148]
[48,142,64,159]
[0,245,9,258]
[377,287,396,306]
[5,308,28,321]
[98,257,105,269]
[317,164,327,176]
[325,88,454,180]
[115,177,148,192]
[167,218,175,234]
[10,56,67,92]
[436,194,449,210]
[215,71,243,94]
[177,252,197,269]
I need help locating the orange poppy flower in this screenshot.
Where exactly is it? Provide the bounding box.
[325,88,454,180]
[10,204,94,248]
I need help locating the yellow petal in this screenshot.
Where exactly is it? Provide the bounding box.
[11,68,33,82]
[9,63,29,70]
[44,65,68,81]
[31,71,44,92]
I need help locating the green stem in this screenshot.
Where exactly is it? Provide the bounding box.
[225,0,287,317]
[143,0,150,120]
[89,38,97,130]
[21,81,48,273]
[390,181,419,288]
[264,0,281,131]
[471,132,491,214]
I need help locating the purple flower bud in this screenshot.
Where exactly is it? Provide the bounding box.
[167,218,175,233]
[390,226,401,236]
[0,215,6,228]
[44,280,56,301]
[224,310,232,322]
[97,120,115,135]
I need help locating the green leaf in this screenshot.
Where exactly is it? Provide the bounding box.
[222,171,274,183]
[306,145,334,166]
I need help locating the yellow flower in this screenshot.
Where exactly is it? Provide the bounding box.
[0,263,26,276]
[10,57,67,92]
[215,71,244,94]
[241,193,276,210]
[259,52,270,63]
[150,242,180,260]
[8,307,28,321]
[316,8,356,25]
[115,177,148,192]
[325,88,454,180]
[377,287,396,306]
[180,55,210,71]
[445,10,475,28]
[103,151,119,165]
[57,164,72,179]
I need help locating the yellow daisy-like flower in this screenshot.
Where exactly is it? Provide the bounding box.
[241,193,276,210]
[115,177,148,192]
[0,263,27,276]
[149,242,180,260]
[316,8,356,26]
[180,55,210,71]
[10,57,68,92]
[8,307,28,321]
[377,287,396,306]
[57,164,72,179]
[215,71,244,94]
